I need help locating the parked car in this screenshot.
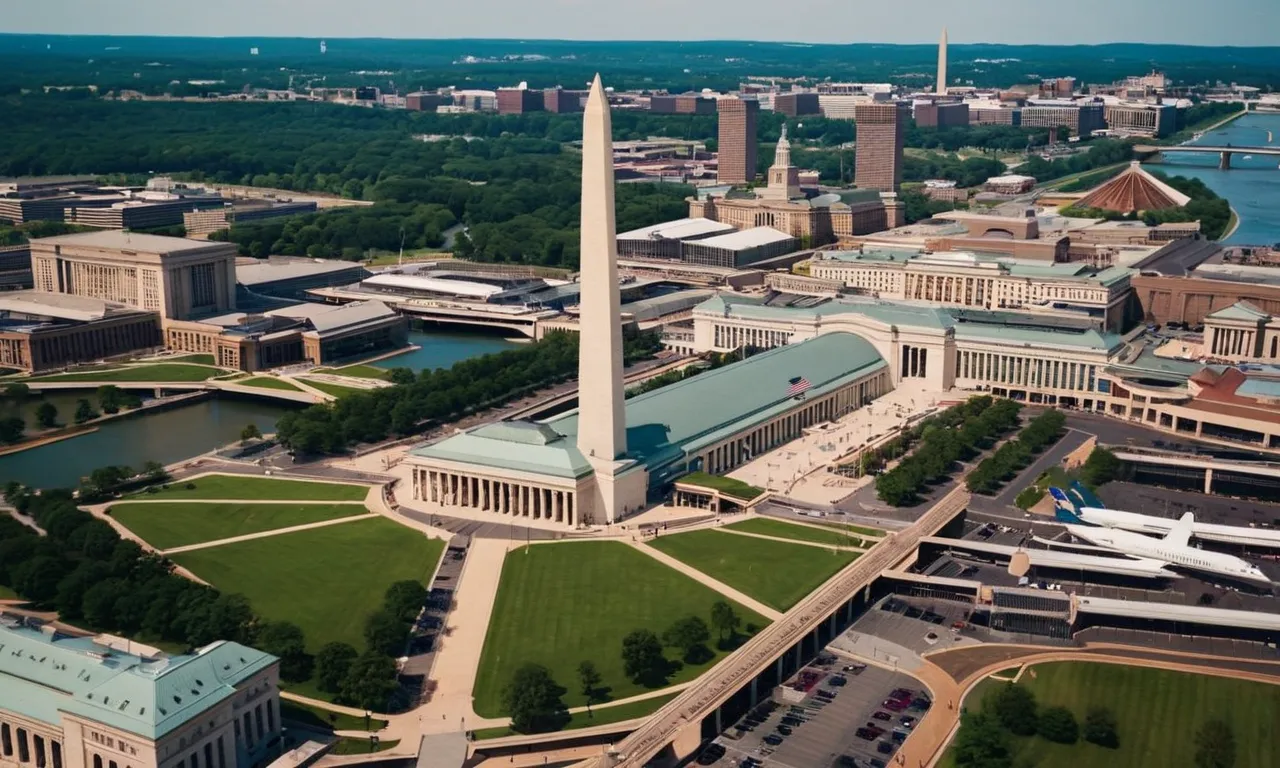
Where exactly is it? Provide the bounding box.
[899,715,916,728]
[872,711,892,721]
[855,728,880,741]
[877,741,895,755]
[910,697,932,711]
[882,699,908,712]
[776,725,793,736]
[763,734,784,746]
[829,676,848,687]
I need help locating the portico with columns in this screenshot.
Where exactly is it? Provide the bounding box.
[410,463,585,526]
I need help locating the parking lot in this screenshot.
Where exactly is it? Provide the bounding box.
[698,657,930,768]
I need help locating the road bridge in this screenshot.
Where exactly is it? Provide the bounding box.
[1133,144,1280,170]
[575,486,971,768]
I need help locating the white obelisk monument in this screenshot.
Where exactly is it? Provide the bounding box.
[937,28,949,96]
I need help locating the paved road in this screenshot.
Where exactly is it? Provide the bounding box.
[966,429,1091,517]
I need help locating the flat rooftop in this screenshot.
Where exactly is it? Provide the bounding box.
[31,230,230,255]
[236,257,367,287]
[0,290,143,322]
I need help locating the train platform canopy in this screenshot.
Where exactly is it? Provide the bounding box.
[922,537,1175,579]
[1075,595,1280,632]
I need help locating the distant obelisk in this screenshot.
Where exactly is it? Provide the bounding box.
[576,74,627,464]
[937,27,948,96]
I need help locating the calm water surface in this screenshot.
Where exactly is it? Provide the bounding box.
[374,330,524,372]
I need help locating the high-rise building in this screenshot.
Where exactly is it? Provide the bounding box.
[854,103,907,193]
[937,28,948,95]
[496,87,544,114]
[544,88,586,113]
[717,97,760,185]
[774,93,820,117]
[914,101,970,128]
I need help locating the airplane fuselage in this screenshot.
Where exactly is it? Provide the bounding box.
[1064,524,1271,585]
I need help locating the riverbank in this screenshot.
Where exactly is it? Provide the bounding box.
[0,390,213,457]
[1174,108,1249,146]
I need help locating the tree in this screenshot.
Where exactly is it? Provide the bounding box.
[97,385,126,414]
[240,423,263,442]
[315,641,359,693]
[621,629,667,686]
[662,615,712,663]
[1195,719,1236,768]
[3,382,30,399]
[339,652,398,710]
[577,660,603,714]
[503,663,567,734]
[383,580,428,623]
[985,682,1038,736]
[74,399,97,424]
[255,621,311,682]
[709,601,740,642]
[1083,706,1119,749]
[363,609,409,657]
[952,710,1013,768]
[142,460,168,482]
[0,416,24,443]
[82,578,132,628]
[1036,705,1079,744]
[35,402,58,428]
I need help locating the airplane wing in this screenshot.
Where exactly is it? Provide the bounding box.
[1163,511,1194,549]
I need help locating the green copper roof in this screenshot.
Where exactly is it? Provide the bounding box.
[548,332,886,479]
[953,322,1122,352]
[1206,301,1270,323]
[0,623,275,739]
[698,294,955,330]
[411,422,593,479]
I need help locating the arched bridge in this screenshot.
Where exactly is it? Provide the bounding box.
[1133,144,1280,170]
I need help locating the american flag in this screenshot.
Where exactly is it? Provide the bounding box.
[787,376,811,397]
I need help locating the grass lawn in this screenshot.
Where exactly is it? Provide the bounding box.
[172,517,443,652]
[678,472,763,501]
[301,379,369,398]
[239,377,303,392]
[163,354,216,365]
[471,692,680,740]
[107,502,367,550]
[29,363,224,382]
[726,518,875,547]
[0,585,20,600]
[141,474,369,501]
[945,662,1280,768]
[335,364,391,380]
[472,541,768,718]
[330,738,399,755]
[279,700,387,732]
[649,530,858,612]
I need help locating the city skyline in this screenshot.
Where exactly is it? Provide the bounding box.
[4,0,1278,47]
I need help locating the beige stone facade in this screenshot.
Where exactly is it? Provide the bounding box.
[29,232,236,322]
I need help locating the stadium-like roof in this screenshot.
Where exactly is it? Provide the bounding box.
[1075,162,1192,213]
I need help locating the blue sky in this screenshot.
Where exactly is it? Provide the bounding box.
[5,0,1276,46]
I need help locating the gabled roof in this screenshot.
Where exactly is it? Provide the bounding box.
[1075,162,1192,213]
[0,622,275,739]
[1205,300,1270,323]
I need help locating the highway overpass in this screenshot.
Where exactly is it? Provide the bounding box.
[575,487,971,768]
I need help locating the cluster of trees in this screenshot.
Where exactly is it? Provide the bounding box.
[901,189,967,225]
[904,153,1008,188]
[966,409,1067,495]
[907,124,1052,153]
[277,331,661,454]
[501,601,742,734]
[309,580,428,711]
[1,385,147,444]
[954,681,1120,768]
[1077,447,1123,488]
[1019,139,1135,183]
[213,200,458,260]
[874,397,1022,506]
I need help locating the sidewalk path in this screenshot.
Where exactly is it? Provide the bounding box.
[159,513,372,554]
[106,498,368,505]
[717,528,868,553]
[628,540,784,622]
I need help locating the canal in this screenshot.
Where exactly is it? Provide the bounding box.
[1149,112,1280,245]
[0,328,524,489]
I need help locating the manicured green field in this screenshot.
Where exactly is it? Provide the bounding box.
[142,474,369,501]
[335,364,391,380]
[279,701,387,732]
[30,363,223,382]
[472,541,768,718]
[301,379,368,398]
[172,517,443,651]
[679,472,763,501]
[648,530,858,612]
[947,662,1280,768]
[330,738,399,755]
[471,692,680,740]
[726,517,874,547]
[108,501,367,550]
[811,519,886,538]
[164,354,216,365]
[239,377,302,392]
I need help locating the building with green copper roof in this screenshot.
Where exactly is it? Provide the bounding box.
[0,618,280,768]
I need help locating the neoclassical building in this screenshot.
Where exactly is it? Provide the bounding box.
[808,247,1133,331]
[0,621,281,768]
[688,132,904,247]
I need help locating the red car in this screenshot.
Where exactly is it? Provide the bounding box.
[882,699,908,712]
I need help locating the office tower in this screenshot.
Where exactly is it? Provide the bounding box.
[854,103,907,193]
[717,98,760,184]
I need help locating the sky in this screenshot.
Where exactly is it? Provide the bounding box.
[5,0,1277,47]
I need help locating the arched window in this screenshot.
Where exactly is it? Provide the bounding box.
[92,755,103,768]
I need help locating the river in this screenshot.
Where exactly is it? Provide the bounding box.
[0,328,523,489]
[1148,112,1280,246]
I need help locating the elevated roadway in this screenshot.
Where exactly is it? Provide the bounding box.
[1133,144,1280,169]
[576,486,971,768]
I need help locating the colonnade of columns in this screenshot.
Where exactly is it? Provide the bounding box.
[412,468,576,526]
[900,345,928,379]
[1208,325,1261,359]
[699,371,887,475]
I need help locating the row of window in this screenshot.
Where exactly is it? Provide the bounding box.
[958,350,1099,392]
[0,724,61,768]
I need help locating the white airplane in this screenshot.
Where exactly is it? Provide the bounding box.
[1048,486,1280,550]
[1052,500,1271,586]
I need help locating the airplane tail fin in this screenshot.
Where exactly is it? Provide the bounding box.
[1048,486,1085,524]
[1069,480,1105,510]
[1163,511,1194,548]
